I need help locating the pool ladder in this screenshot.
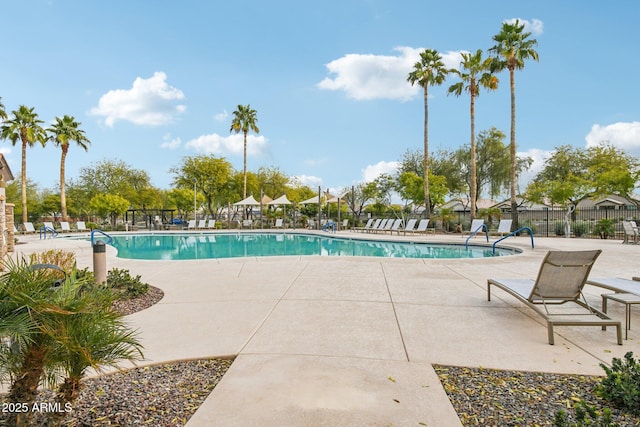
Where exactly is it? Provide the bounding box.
[91,229,114,245]
[465,225,535,254]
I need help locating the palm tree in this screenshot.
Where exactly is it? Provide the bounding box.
[0,258,143,426]
[230,104,259,199]
[489,20,539,229]
[0,105,46,224]
[47,115,91,221]
[448,50,498,220]
[0,97,7,120]
[407,49,450,217]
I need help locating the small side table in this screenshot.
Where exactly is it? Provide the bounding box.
[601,293,640,340]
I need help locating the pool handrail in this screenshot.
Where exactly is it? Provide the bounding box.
[91,229,114,246]
[492,227,534,254]
[465,224,489,249]
[39,226,58,239]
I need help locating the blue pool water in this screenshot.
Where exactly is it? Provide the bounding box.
[103,232,519,260]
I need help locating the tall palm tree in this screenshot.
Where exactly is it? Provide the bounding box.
[0,105,46,224]
[489,20,539,229]
[448,49,499,221]
[407,49,449,217]
[230,104,259,199]
[47,115,91,221]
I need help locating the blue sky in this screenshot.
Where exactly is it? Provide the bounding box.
[1,0,639,199]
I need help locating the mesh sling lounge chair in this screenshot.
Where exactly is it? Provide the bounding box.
[487,250,622,345]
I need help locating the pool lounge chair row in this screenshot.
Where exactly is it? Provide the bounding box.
[22,221,88,233]
[354,218,431,235]
[487,249,640,345]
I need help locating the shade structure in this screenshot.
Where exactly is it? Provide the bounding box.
[260,194,273,204]
[268,194,292,205]
[300,195,323,205]
[233,195,260,206]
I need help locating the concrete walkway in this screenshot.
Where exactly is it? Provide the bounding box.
[16,231,640,426]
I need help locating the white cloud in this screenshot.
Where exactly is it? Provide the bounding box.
[185,133,268,156]
[304,158,328,167]
[89,71,186,127]
[517,147,552,188]
[291,174,323,187]
[317,47,465,101]
[362,160,399,182]
[160,134,181,149]
[504,18,544,36]
[585,122,640,156]
[0,147,11,155]
[214,110,228,121]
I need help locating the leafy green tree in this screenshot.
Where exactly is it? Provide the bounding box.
[453,128,531,203]
[230,104,259,199]
[47,115,90,221]
[430,148,466,198]
[0,105,47,224]
[166,188,204,220]
[525,143,640,236]
[89,193,130,227]
[490,19,539,229]
[170,155,235,218]
[448,49,499,219]
[74,159,158,211]
[6,178,41,223]
[257,166,289,198]
[407,49,450,217]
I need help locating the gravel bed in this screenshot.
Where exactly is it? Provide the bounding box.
[112,285,165,316]
[436,364,640,426]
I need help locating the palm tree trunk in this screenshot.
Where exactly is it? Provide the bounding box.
[470,91,477,221]
[509,67,518,229]
[60,146,68,221]
[21,139,28,225]
[243,131,248,199]
[8,345,47,427]
[423,86,431,218]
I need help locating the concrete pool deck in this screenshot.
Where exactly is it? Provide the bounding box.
[15,230,640,426]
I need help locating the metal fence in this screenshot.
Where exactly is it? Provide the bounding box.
[450,207,637,238]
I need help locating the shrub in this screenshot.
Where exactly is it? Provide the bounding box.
[594,219,615,239]
[598,351,640,415]
[520,219,538,235]
[28,249,76,273]
[553,400,614,426]
[572,221,590,237]
[554,221,566,236]
[107,268,150,299]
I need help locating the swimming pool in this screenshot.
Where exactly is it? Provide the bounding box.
[103,232,520,260]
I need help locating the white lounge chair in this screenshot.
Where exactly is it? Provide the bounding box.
[242,219,253,229]
[496,219,513,236]
[76,221,88,232]
[60,221,71,232]
[388,218,404,234]
[43,221,55,231]
[187,220,196,230]
[622,221,638,244]
[341,219,349,230]
[366,219,381,233]
[197,219,206,229]
[23,222,36,234]
[402,219,417,235]
[469,219,485,235]
[354,218,373,232]
[407,219,430,235]
[488,250,622,345]
[371,219,389,233]
[274,218,284,228]
[207,219,216,229]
